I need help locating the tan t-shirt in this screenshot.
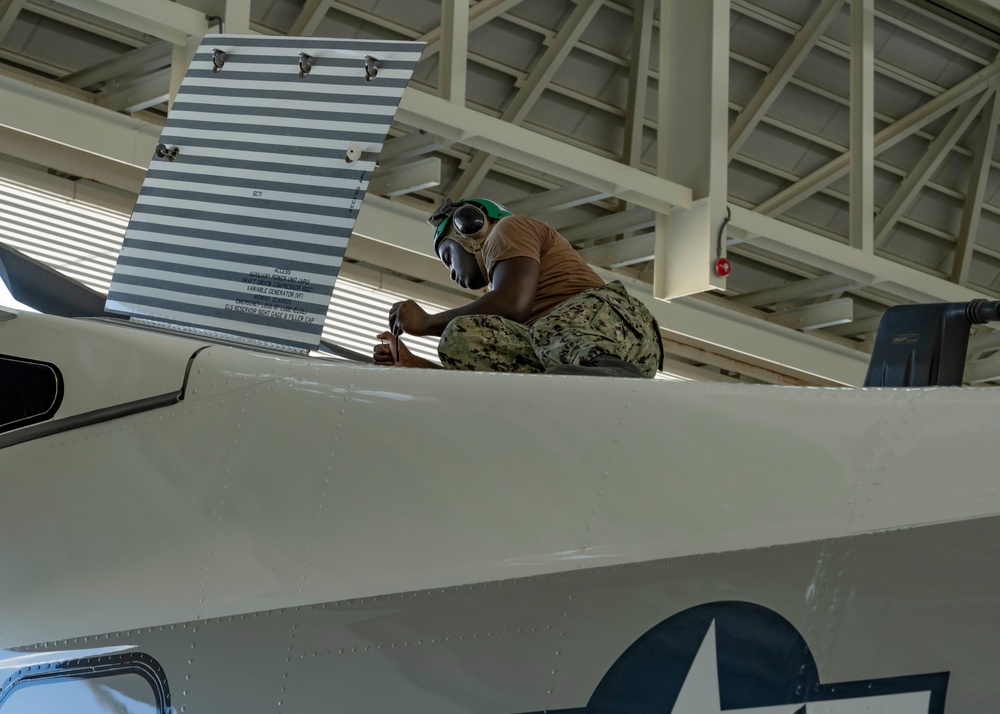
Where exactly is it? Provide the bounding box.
[481,215,604,324]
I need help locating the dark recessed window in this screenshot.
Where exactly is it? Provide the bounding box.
[0,355,63,434]
[0,653,170,714]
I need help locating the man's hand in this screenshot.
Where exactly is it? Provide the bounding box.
[389,299,431,336]
[373,331,404,366]
[383,256,540,339]
[372,331,440,369]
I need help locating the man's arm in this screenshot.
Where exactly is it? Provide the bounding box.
[390,256,540,337]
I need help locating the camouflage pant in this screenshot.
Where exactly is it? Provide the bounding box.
[438,281,663,378]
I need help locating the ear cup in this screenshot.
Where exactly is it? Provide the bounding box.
[452,204,486,235]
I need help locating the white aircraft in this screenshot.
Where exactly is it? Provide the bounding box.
[3,255,995,714]
[0,34,996,714]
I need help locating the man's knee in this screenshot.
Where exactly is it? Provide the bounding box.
[439,315,543,373]
[440,315,493,352]
[437,315,475,363]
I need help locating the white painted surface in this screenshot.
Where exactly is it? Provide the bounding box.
[1,311,999,649]
[0,313,205,418]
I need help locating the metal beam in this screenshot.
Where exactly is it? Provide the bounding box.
[220,0,250,34]
[623,0,653,168]
[439,0,469,104]
[576,231,655,267]
[874,93,989,247]
[729,0,845,160]
[826,313,883,336]
[733,0,969,98]
[505,185,609,215]
[766,297,854,331]
[613,0,653,237]
[343,234,466,297]
[757,56,1000,217]
[661,337,821,386]
[96,67,171,112]
[560,207,654,243]
[379,131,451,165]
[0,152,139,213]
[419,0,525,60]
[2,61,690,215]
[368,157,441,197]
[628,275,869,386]
[395,88,692,214]
[449,0,604,196]
[288,0,334,36]
[60,40,172,90]
[952,89,1000,285]
[0,127,145,195]
[730,274,861,307]
[0,65,164,170]
[730,205,991,304]
[0,0,26,44]
[657,356,738,383]
[66,0,208,45]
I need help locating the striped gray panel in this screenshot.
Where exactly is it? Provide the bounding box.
[106,35,423,352]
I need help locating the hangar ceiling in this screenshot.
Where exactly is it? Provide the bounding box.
[3,0,1000,385]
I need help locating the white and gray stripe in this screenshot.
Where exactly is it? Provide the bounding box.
[107,35,422,352]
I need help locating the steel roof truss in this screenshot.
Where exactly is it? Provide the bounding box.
[449,0,604,196]
[952,89,1000,285]
[874,92,990,248]
[60,40,172,90]
[728,0,845,161]
[419,0,525,60]
[395,89,691,214]
[758,56,1000,217]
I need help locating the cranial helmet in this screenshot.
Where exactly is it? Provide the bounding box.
[428,197,512,252]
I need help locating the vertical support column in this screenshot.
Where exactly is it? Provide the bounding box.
[222,0,251,33]
[440,0,469,105]
[850,0,874,252]
[654,0,730,300]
